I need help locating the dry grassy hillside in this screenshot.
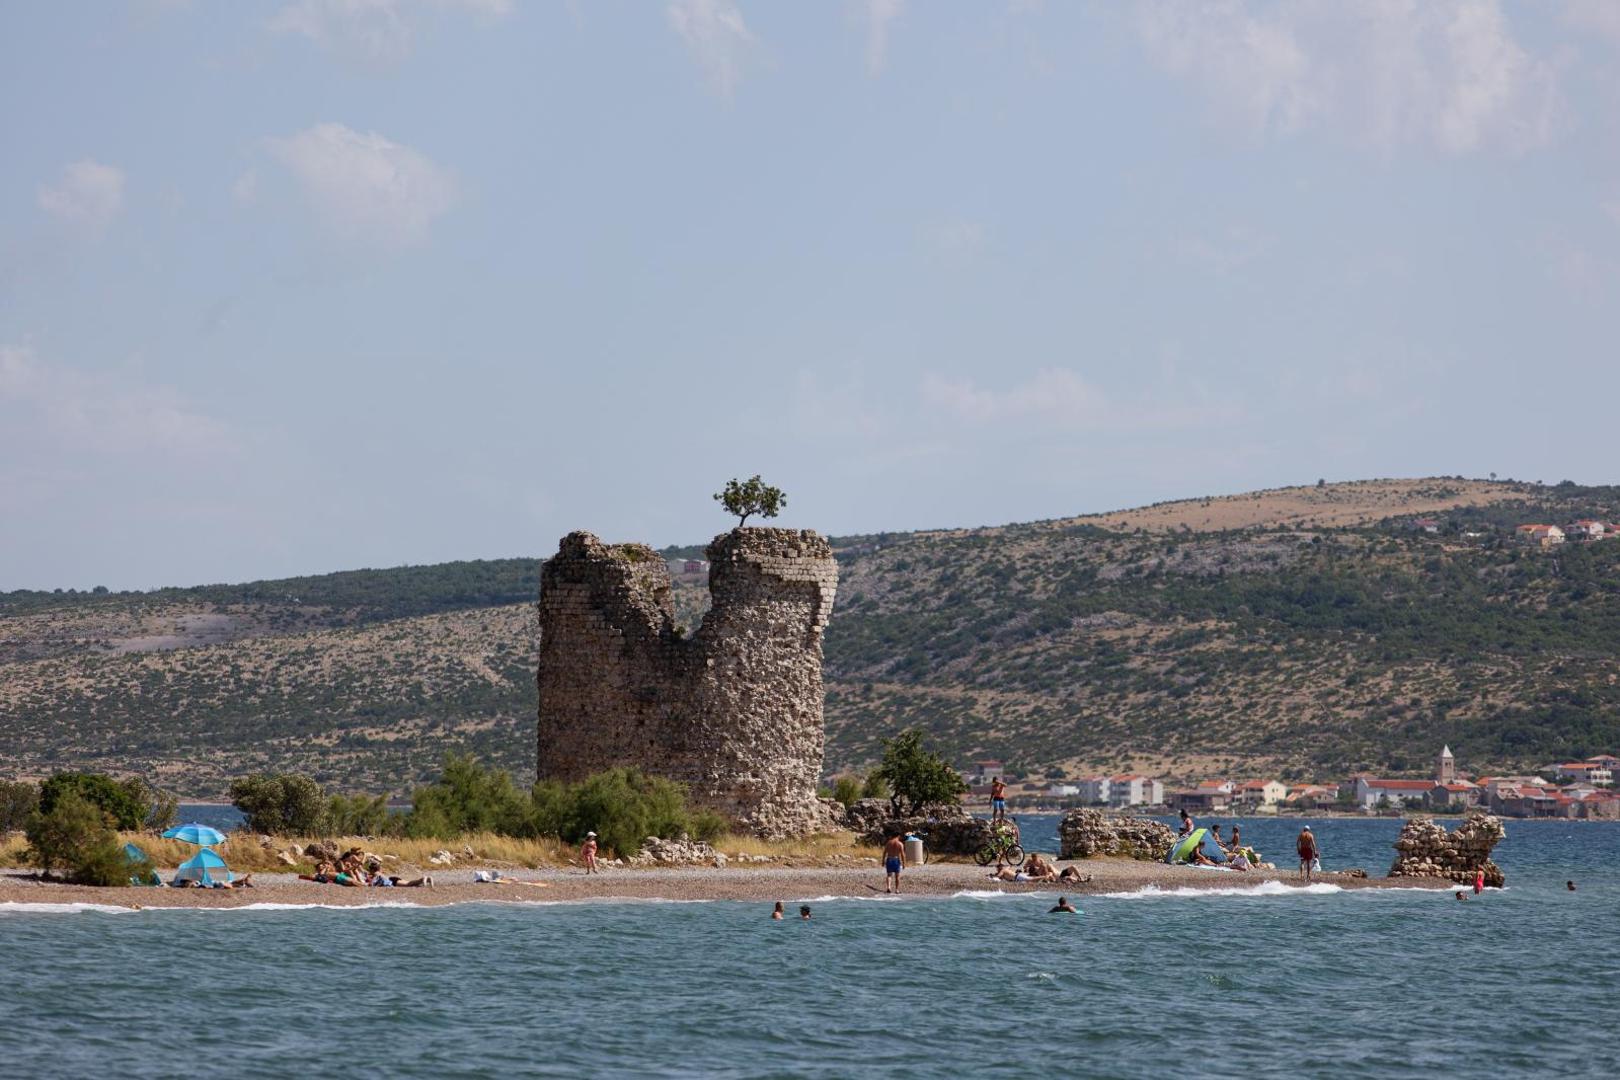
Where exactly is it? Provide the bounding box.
[4,476,1618,794]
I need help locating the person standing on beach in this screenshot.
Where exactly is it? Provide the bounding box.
[883,833,906,893]
[581,831,599,874]
[991,776,1007,823]
[1296,826,1318,882]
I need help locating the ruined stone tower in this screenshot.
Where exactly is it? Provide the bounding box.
[536,527,838,838]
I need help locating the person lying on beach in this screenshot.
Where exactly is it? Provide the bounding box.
[1057,866,1091,884]
[212,874,255,889]
[1048,897,1078,914]
[988,866,1031,882]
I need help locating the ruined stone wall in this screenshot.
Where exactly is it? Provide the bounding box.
[536,527,838,838]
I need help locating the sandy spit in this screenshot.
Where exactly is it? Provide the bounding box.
[0,859,1437,910]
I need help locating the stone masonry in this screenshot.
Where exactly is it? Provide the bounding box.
[1388,812,1507,887]
[536,527,838,838]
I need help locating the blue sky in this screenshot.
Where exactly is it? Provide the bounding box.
[4,1,1619,589]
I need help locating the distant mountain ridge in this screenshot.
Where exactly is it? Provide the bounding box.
[3,476,1618,796]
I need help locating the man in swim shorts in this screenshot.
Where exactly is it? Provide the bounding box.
[990,776,1007,823]
[883,833,906,893]
[1296,826,1317,883]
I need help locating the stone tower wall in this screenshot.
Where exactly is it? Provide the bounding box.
[536,527,838,838]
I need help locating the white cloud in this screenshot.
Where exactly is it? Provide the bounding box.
[0,344,232,456]
[667,0,757,96]
[922,367,1238,432]
[268,0,512,65]
[1132,0,1563,154]
[264,123,456,247]
[231,169,259,206]
[860,0,903,75]
[37,160,125,230]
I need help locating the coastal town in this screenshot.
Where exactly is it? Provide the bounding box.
[963,746,1620,820]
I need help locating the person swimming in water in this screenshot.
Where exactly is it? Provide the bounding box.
[771,902,784,920]
[799,905,812,920]
[1567,880,1577,892]
[1049,896,1078,913]
[1455,891,1467,901]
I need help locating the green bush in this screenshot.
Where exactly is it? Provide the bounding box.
[326,794,392,836]
[830,775,863,808]
[25,789,130,885]
[39,773,168,832]
[230,773,328,835]
[539,768,708,857]
[403,754,531,839]
[0,780,39,832]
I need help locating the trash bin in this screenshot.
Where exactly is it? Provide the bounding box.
[903,835,925,866]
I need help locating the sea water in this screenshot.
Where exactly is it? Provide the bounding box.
[2,819,1615,1079]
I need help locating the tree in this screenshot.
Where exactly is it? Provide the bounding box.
[25,789,130,885]
[230,773,328,835]
[0,780,39,833]
[39,773,149,831]
[714,475,786,528]
[874,729,968,816]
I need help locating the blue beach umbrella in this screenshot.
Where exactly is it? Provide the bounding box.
[174,849,233,886]
[163,823,228,848]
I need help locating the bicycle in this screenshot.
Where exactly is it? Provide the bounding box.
[974,829,1024,868]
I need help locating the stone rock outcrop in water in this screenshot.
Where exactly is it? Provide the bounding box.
[536,528,838,839]
[1059,809,1176,861]
[1388,812,1507,887]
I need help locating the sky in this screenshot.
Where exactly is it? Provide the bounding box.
[4,1,1620,590]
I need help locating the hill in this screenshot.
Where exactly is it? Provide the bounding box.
[3,477,1618,795]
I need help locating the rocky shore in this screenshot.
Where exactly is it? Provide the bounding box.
[0,856,1436,910]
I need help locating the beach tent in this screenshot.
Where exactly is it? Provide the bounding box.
[1165,828,1228,865]
[124,843,161,886]
[174,849,233,886]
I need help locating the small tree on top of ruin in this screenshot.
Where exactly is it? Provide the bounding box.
[714,475,787,528]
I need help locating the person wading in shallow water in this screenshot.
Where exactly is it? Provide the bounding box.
[883,833,906,894]
[581,832,599,875]
[1297,826,1319,883]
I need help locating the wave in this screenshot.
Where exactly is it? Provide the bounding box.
[1098,881,1345,900]
[0,901,138,915]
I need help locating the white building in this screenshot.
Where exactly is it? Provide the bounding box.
[1350,777,1434,809]
[1046,784,1079,797]
[1077,776,1112,805]
[1109,775,1164,807]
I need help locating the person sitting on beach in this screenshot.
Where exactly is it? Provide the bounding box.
[581,832,599,875]
[1023,854,1058,882]
[1227,851,1252,872]
[1188,846,1217,867]
[1058,866,1091,885]
[1177,810,1194,837]
[771,902,785,920]
[1048,896,1078,914]
[1209,824,1224,848]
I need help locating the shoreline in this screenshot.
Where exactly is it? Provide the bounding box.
[0,857,1441,910]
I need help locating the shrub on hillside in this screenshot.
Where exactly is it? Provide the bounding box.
[39,772,173,832]
[230,773,328,835]
[0,780,39,833]
[25,789,131,885]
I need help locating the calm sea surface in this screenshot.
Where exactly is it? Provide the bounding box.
[3,817,1615,1079]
